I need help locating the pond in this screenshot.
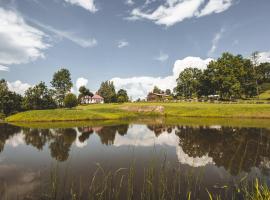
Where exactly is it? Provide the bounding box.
[0,121,270,199]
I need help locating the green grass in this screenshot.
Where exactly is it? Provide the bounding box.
[5,102,270,122]
[259,90,270,100]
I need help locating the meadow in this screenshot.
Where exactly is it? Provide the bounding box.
[5,101,270,122]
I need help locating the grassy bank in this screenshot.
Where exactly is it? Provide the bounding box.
[5,102,270,122]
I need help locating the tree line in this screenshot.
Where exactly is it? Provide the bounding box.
[0,69,129,117]
[174,52,270,100]
[1,52,270,117]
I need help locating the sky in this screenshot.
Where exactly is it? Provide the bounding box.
[0,0,270,99]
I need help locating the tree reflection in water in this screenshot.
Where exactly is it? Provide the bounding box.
[0,123,270,175]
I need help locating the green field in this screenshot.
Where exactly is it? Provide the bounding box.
[5,102,270,122]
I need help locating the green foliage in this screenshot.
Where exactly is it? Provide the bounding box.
[78,86,93,104]
[257,62,270,84]
[64,93,78,108]
[97,81,116,103]
[51,68,73,106]
[153,86,162,94]
[165,89,171,95]
[23,82,57,110]
[175,53,258,100]
[175,68,202,98]
[117,89,129,103]
[0,79,23,116]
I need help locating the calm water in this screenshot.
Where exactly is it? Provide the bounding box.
[0,122,270,199]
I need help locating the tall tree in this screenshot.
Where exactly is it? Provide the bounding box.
[251,51,260,96]
[153,86,162,94]
[51,68,73,106]
[174,68,202,98]
[97,81,116,103]
[116,89,129,103]
[78,86,93,103]
[23,82,56,110]
[203,53,256,99]
[0,79,23,116]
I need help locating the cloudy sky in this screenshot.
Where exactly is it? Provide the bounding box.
[0,0,270,99]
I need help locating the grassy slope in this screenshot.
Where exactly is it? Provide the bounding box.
[259,90,270,100]
[5,102,270,122]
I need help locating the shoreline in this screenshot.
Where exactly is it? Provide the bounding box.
[4,102,270,124]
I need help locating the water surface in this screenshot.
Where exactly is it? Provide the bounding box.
[0,121,270,199]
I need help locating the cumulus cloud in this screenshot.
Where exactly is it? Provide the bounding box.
[208,28,225,56]
[64,0,97,13]
[154,51,169,62]
[112,56,212,100]
[0,8,49,69]
[76,77,88,92]
[7,80,31,95]
[113,124,214,167]
[257,51,270,64]
[6,133,25,147]
[129,0,233,26]
[117,40,129,48]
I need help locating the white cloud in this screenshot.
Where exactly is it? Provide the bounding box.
[76,77,88,91]
[257,51,270,64]
[32,20,97,48]
[113,124,214,167]
[64,0,97,13]
[154,51,169,62]
[0,8,49,67]
[112,56,212,100]
[125,0,135,6]
[7,80,31,95]
[208,28,225,56]
[129,0,234,26]
[0,64,9,71]
[117,40,129,48]
[6,133,25,147]
[176,146,214,167]
[197,0,233,17]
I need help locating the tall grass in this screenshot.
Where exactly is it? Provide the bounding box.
[10,161,267,200]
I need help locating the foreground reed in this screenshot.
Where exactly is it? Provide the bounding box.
[39,161,270,200]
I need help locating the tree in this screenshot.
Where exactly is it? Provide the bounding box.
[116,89,129,103]
[64,93,78,108]
[78,86,93,103]
[201,53,257,100]
[23,82,56,110]
[0,79,23,116]
[174,68,202,99]
[251,51,260,96]
[256,62,270,84]
[153,86,162,94]
[51,68,73,106]
[97,81,116,103]
[165,89,171,95]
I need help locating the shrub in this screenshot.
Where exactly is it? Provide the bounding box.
[64,93,78,108]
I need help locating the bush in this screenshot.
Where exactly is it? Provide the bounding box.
[64,93,78,108]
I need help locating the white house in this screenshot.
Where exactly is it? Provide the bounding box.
[81,94,104,104]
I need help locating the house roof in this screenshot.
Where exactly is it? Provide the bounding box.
[92,94,104,99]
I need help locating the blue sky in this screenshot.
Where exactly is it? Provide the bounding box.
[0,0,270,99]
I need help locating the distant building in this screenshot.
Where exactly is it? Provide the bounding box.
[147,93,171,102]
[81,94,104,104]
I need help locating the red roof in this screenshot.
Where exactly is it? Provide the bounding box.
[92,94,104,99]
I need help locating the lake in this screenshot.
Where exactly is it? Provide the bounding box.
[0,121,270,199]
